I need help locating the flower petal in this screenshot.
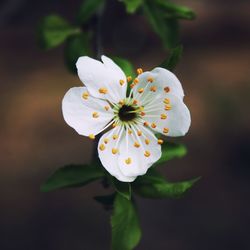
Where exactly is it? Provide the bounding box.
[97,127,136,182]
[62,87,114,136]
[117,125,162,178]
[76,56,127,103]
[143,93,191,137]
[132,67,184,104]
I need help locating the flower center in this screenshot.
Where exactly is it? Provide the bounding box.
[118,105,137,122]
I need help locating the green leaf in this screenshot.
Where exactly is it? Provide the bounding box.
[143,1,179,49]
[77,0,104,24]
[64,33,92,74]
[37,15,79,50]
[111,194,142,250]
[155,141,187,166]
[94,193,116,210]
[134,169,200,199]
[155,0,196,20]
[41,164,104,192]
[121,0,143,14]
[160,45,183,71]
[111,57,135,78]
[111,178,132,200]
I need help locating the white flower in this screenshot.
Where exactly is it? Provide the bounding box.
[62,55,191,182]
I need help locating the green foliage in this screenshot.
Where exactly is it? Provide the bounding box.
[40,164,104,192]
[155,141,187,166]
[155,0,196,20]
[111,178,132,200]
[94,193,116,210]
[143,1,179,49]
[37,15,80,50]
[121,0,143,14]
[77,0,104,24]
[111,57,136,78]
[64,33,92,73]
[134,169,200,199]
[111,193,142,250]
[160,45,183,71]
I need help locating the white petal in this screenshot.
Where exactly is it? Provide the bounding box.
[62,87,114,136]
[97,128,136,182]
[132,67,184,104]
[117,125,162,177]
[143,93,191,137]
[76,56,127,103]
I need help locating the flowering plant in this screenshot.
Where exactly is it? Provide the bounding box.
[38,0,199,249]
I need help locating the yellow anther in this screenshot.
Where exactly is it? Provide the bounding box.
[89,134,95,140]
[127,76,132,82]
[82,91,89,100]
[138,88,144,94]
[134,78,139,84]
[99,88,108,94]
[163,128,169,134]
[119,100,125,106]
[104,106,110,111]
[133,99,138,105]
[125,157,132,165]
[92,112,99,118]
[145,138,150,145]
[163,98,170,104]
[158,139,164,145]
[119,79,125,86]
[150,86,157,92]
[130,83,135,88]
[113,134,118,140]
[99,144,105,151]
[144,150,151,157]
[143,121,149,127]
[165,104,172,111]
[161,114,167,120]
[139,106,144,111]
[137,68,143,75]
[128,129,132,135]
[151,123,157,128]
[137,130,142,136]
[147,77,154,83]
[112,148,118,154]
[112,123,116,128]
[104,138,109,144]
[140,111,145,116]
[134,141,140,148]
[164,86,170,93]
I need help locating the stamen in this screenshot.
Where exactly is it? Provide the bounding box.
[138,88,144,94]
[147,77,154,83]
[137,130,142,136]
[143,122,149,127]
[133,100,138,105]
[92,112,99,118]
[119,79,125,86]
[104,138,109,144]
[99,144,105,151]
[128,129,132,135]
[163,128,169,134]
[112,148,118,154]
[134,141,140,148]
[165,104,172,111]
[134,78,139,84]
[89,134,95,139]
[127,76,132,82]
[99,88,108,94]
[150,86,157,92]
[119,100,125,106]
[158,139,164,145]
[82,91,89,100]
[164,86,170,93]
[112,123,117,128]
[151,123,157,128]
[137,68,143,75]
[130,83,135,88]
[144,151,151,157]
[125,157,132,165]
[145,138,150,145]
[104,106,110,111]
[161,114,167,120]
[140,111,145,116]
[113,134,118,140]
[163,98,170,104]
[139,106,144,111]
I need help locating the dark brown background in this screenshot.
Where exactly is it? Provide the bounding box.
[1,0,250,249]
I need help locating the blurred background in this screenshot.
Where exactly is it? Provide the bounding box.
[1,0,250,249]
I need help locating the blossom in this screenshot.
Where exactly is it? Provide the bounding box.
[62,56,191,182]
